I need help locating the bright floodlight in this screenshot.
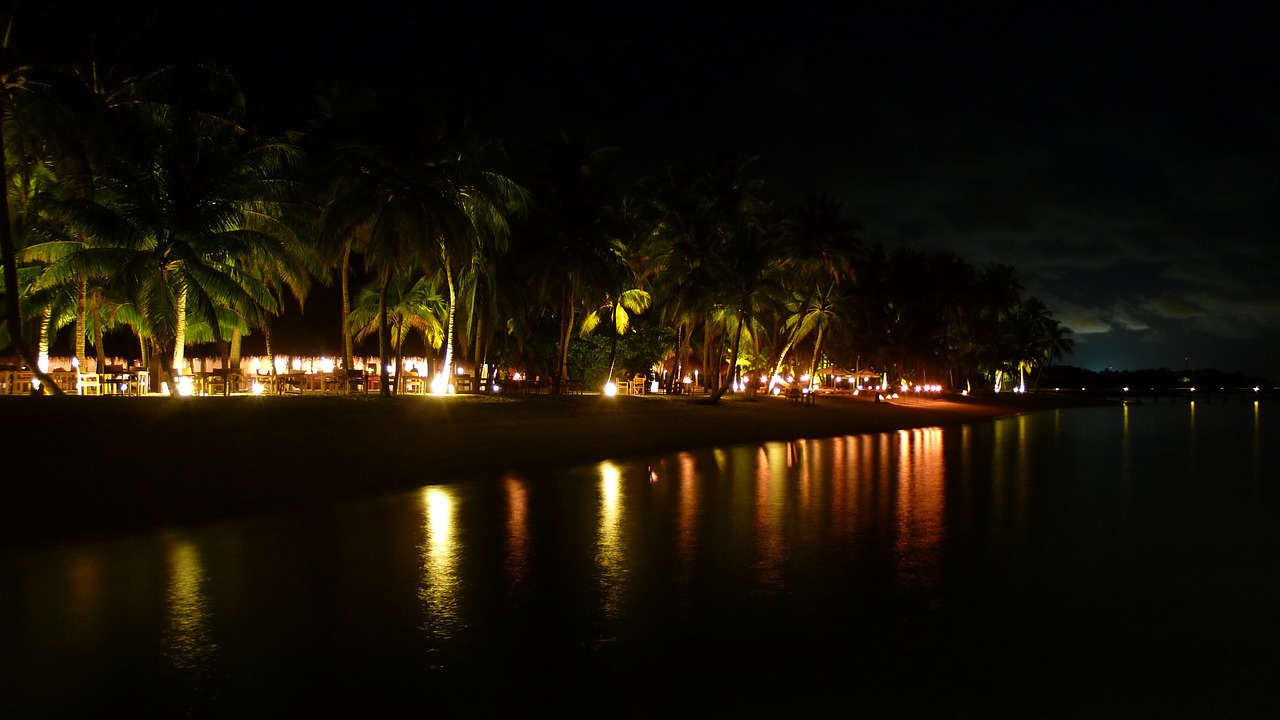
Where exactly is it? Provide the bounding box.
[604,381,618,397]
[431,375,449,395]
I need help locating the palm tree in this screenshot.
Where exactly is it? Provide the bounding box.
[580,286,652,387]
[56,66,298,391]
[347,268,446,393]
[766,196,862,380]
[513,133,620,392]
[318,98,525,397]
[0,28,68,393]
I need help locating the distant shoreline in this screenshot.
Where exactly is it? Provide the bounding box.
[1,391,1106,547]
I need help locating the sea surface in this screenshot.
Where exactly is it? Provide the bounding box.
[2,400,1276,717]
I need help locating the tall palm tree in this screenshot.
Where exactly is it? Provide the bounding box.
[580,286,652,386]
[318,98,524,397]
[770,193,861,381]
[0,27,68,393]
[57,66,297,391]
[347,268,446,393]
[513,133,619,392]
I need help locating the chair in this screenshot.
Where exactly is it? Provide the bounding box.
[630,374,647,395]
[77,372,100,396]
[50,370,78,394]
[402,374,427,395]
[129,370,150,396]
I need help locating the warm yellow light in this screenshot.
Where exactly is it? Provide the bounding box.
[176,376,194,397]
[604,381,618,397]
[251,381,265,395]
[319,357,335,374]
[431,375,449,395]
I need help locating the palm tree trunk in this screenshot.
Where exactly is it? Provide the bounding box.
[37,308,51,379]
[263,316,276,378]
[378,270,391,398]
[556,300,575,394]
[606,302,619,382]
[442,261,456,387]
[75,276,87,363]
[394,324,405,395]
[808,325,826,379]
[92,289,106,372]
[711,307,746,402]
[340,241,353,389]
[172,283,188,376]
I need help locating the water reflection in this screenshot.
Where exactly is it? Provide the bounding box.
[163,536,217,671]
[596,461,627,618]
[894,428,946,591]
[754,443,789,587]
[676,452,699,582]
[504,475,530,594]
[5,405,1278,716]
[418,487,461,637]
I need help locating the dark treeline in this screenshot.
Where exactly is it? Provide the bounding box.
[0,14,1076,398]
[1042,366,1274,392]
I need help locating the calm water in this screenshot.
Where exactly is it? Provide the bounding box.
[2,402,1277,718]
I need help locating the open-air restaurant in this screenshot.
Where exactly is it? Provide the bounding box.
[2,356,926,399]
[0,356,572,397]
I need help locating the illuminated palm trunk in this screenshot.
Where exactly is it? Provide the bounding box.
[340,241,353,385]
[37,308,52,376]
[75,276,87,364]
[442,261,456,387]
[172,284,188,376]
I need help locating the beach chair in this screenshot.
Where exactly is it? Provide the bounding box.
[77,371,100,396]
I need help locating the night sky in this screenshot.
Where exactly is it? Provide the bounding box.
[39,2,1280,380]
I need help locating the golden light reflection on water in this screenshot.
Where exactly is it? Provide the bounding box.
[894,428,946,589]
[596,461,627,618]
[163,537,217,671]
[677,452,699,579]
[504,475,530,592]
[419,487,461,636]
[753,442,791,585]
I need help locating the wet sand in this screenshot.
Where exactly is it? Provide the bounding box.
[1,391,1103,545]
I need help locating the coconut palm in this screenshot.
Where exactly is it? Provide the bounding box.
[347,268,446,393]
[0,29,70,393]
[50,66,298,391]
[318,98,525,397]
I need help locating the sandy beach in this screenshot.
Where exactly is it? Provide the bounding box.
[1,391,1101,545]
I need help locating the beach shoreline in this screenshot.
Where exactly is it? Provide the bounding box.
[1,391,1106,546]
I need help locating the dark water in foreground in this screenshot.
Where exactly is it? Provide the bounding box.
[2,402,1277,718]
